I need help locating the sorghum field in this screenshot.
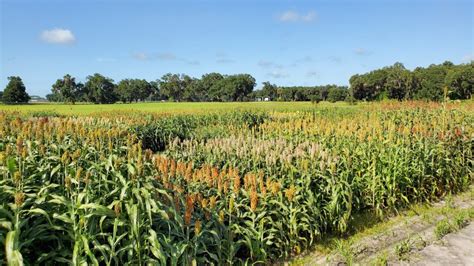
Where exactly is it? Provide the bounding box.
[0,101,472,265]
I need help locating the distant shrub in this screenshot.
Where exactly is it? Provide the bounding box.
[132,115,197,152]
[30,110,64,118]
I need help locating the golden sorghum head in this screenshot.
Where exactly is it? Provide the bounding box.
[5,145,11,156]
[284,184,297,202]
[229,197,235,213]
[76,167,83,181]
[173,195,181,214]
[259,177,266,197]
[114,157,122,170]
[219,210,225,223]
[39,145,46,156]
[72,149,81,161]
[184,195,195,226]
[271,181,281,195]
[250,189,258,212]
[209,196,217,209]
[201,198,208,209]
[15,192,25,207]
[233,174,241,194]
[194,219,202,235]
[16,137,23,153]
[61,151,70,164]
[65,175,72,189]
[185,163,193,182]
[144,149,153,161]
[84,171,91,184]
[137,160,143,176]
[154,156,161,169]
[170,159,176,177]
[13,171,22,185]
[114,202,121,217]
[294,244,301,255]
[21,147,27,159]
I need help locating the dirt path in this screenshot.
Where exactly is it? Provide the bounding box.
[288,189,474,266]
[411,223,474,266]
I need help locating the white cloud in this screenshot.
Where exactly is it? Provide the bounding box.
[278,10,317,22]
[328,56,342,63]
[40,28,75,44]
[292,56,313,66]
[258,60,283,69]
[216,53,235,64]
[157,52,177,60]
[354,48,372,56]
[217,58,235,64]
[306,71,318,78]
[462,54,474,62]
[132,52,177,61]
[133,52,149,61]
[132,51,198,65]
[186,60,200,65]
[301,11,317,22]
[267,71,289,79]
[96,57,116,63]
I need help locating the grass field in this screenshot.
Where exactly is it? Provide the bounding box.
[0,101,333,115]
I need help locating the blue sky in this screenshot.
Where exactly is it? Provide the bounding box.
[1,0,473,96]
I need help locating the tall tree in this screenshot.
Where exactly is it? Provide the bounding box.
[445,63,473,100]
[203,73,225,101]
[159,73,187,101]
[212,74,255,101]
[136,79,153,102]
[84,73,117,104]
[51,74,80,104]
[412,61,455,101]
[2,76,30,104]
[384,63,414,100]
[261,81,278,100]
[116,79,134,103]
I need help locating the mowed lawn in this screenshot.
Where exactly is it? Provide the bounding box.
[0,101,356,115]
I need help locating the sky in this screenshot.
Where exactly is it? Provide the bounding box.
[1,0,473,97]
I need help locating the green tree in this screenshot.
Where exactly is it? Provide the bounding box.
[202,73,224,101]
[149,81,162,101]
[212,74,255,101]
[116,79,152,103]
[327,87,349,102]
[159,73,187,101]
[2,76,30,104]
[84,73,117,104]
[383,63,414,100]
[261,81,278,100]
[182,77,202,102]
[116,79,134,103]
[51,74,80,104]
[413,64,448,101]
[349,74,369,100]
[445,63,473,100]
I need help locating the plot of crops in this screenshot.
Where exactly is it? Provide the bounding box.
[0,101,472,265]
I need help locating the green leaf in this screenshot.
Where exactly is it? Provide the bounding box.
[79,203,116,218]
[5,230,24,266]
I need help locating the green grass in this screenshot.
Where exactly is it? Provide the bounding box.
[0,101,357,115]
[289,187,474,265]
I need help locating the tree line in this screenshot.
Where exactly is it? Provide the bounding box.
[350,61,473,101]
[250,82,349,102]
[1,61,472,104]
[44,73,257,104]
